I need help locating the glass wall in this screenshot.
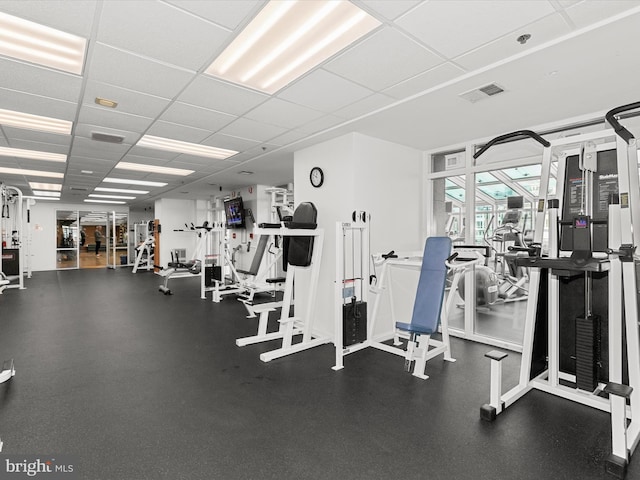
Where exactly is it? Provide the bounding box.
[429,141,556,351]
[56,210,128,270]
[56,210,78,269]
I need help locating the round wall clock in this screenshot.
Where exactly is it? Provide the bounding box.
[310,166,324,188]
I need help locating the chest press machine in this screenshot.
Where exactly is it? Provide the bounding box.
[480,102,640,479]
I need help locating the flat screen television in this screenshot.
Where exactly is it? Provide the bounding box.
[507,195,524,209]
[224,197,246,229]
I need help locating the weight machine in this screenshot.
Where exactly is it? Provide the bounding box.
[132,221,154,273]
[479,104,640,478]
[1,183,27,292]
[236,202,328,362]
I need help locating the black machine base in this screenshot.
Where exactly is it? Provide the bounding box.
[605,454,628,479]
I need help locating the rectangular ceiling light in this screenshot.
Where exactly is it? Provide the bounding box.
[205,0,381,94]
[89,194,136,200]
[0,166,63,178]
[103,177,168,187]
[84,199,126,205]
[29,182,62,191]
[0,108,72,135]
[32,190,60,197]
[115,161,194,176]
[0,146,66,162]
[95,187,149,195]
[0,11,87,75]
[137,135,238,160]
[24,196,59,201]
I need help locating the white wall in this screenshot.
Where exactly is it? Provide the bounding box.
[29,201,129,272]
[154,198,199,266]
[293,132,423,342]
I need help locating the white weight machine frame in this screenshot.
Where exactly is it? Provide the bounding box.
[1,183,27,292]
[480,110,640,478]
[236,226,327,362]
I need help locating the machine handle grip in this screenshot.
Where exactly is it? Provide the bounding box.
[382,250,397,259]
[605,101,640,144]
[446,252,459,263]
[473,130,550,159]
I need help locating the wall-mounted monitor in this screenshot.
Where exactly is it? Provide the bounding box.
[224,197,246,229]
[507,195,524,209]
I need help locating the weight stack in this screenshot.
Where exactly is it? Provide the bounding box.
[575,314,600,392]
[205,266,222,287]
[343,300,367,347]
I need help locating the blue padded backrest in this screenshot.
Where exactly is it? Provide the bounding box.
[397,237,452,335]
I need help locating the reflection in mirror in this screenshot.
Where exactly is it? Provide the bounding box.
[79,211,108,269]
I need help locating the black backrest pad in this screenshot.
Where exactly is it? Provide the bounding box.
[287,202,317,267]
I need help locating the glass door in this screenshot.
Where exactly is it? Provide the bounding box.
[107,211,129,268]
[56,210,78,269]
[79,211,108,269]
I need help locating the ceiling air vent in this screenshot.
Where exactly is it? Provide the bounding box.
[91,132,124,144]
[459,83,506,103]
[70,187,88,191]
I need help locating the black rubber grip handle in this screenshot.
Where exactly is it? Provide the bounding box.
[473,130,550,159]
[605,101,640,144]
[446,252,459,262]
[382,250,397,259]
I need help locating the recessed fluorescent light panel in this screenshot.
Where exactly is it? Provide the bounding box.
[32,190,60,197]
[84,199,125,205]
[0,11,87,75]
[0,146,66,162]
[95,187,149,195]
[25,196,59,201]
[89,194,136,200]
[115,161,194,176]
[206,0,381,94]
[0,109,72,135]
[29,182,62,191]
[137,135,237,160]
[0,167,63,178]
[103,178,168,187]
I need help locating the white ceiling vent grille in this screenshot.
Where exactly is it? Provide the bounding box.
[91,132,124,144]
[459,83,506,103]
[70,187,88,191]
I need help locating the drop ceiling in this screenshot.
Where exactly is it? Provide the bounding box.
[0,0,639,208]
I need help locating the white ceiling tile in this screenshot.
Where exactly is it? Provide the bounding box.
[127,145,181,161]
[564,1,640,28]
[325,27,443,91]
[159,102,236,132]
[97,1,229,71]
[71,137,129,161]
[2,127,71,148]
[278,69,374,112]
[164,0,261,29]
[202,133,260,152]
[360,0,422,20]
[0,58,83,102]
[382,63,466,100]
[120,154,173,167]
[145,121,212,144]
[333,93,397,119]
[178,76,269,116]
[0,0,98,37]
[2,139,68,155]
[88,43,195,99]
[0,87,76,120]
[396,1,555,58]
[82,81,171,119]
[219,118,287,143]
[78,105,153,133]
[267,130,310,147]
[244,98,324,130]
[297,115,346,135]
[454,13,572,71]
